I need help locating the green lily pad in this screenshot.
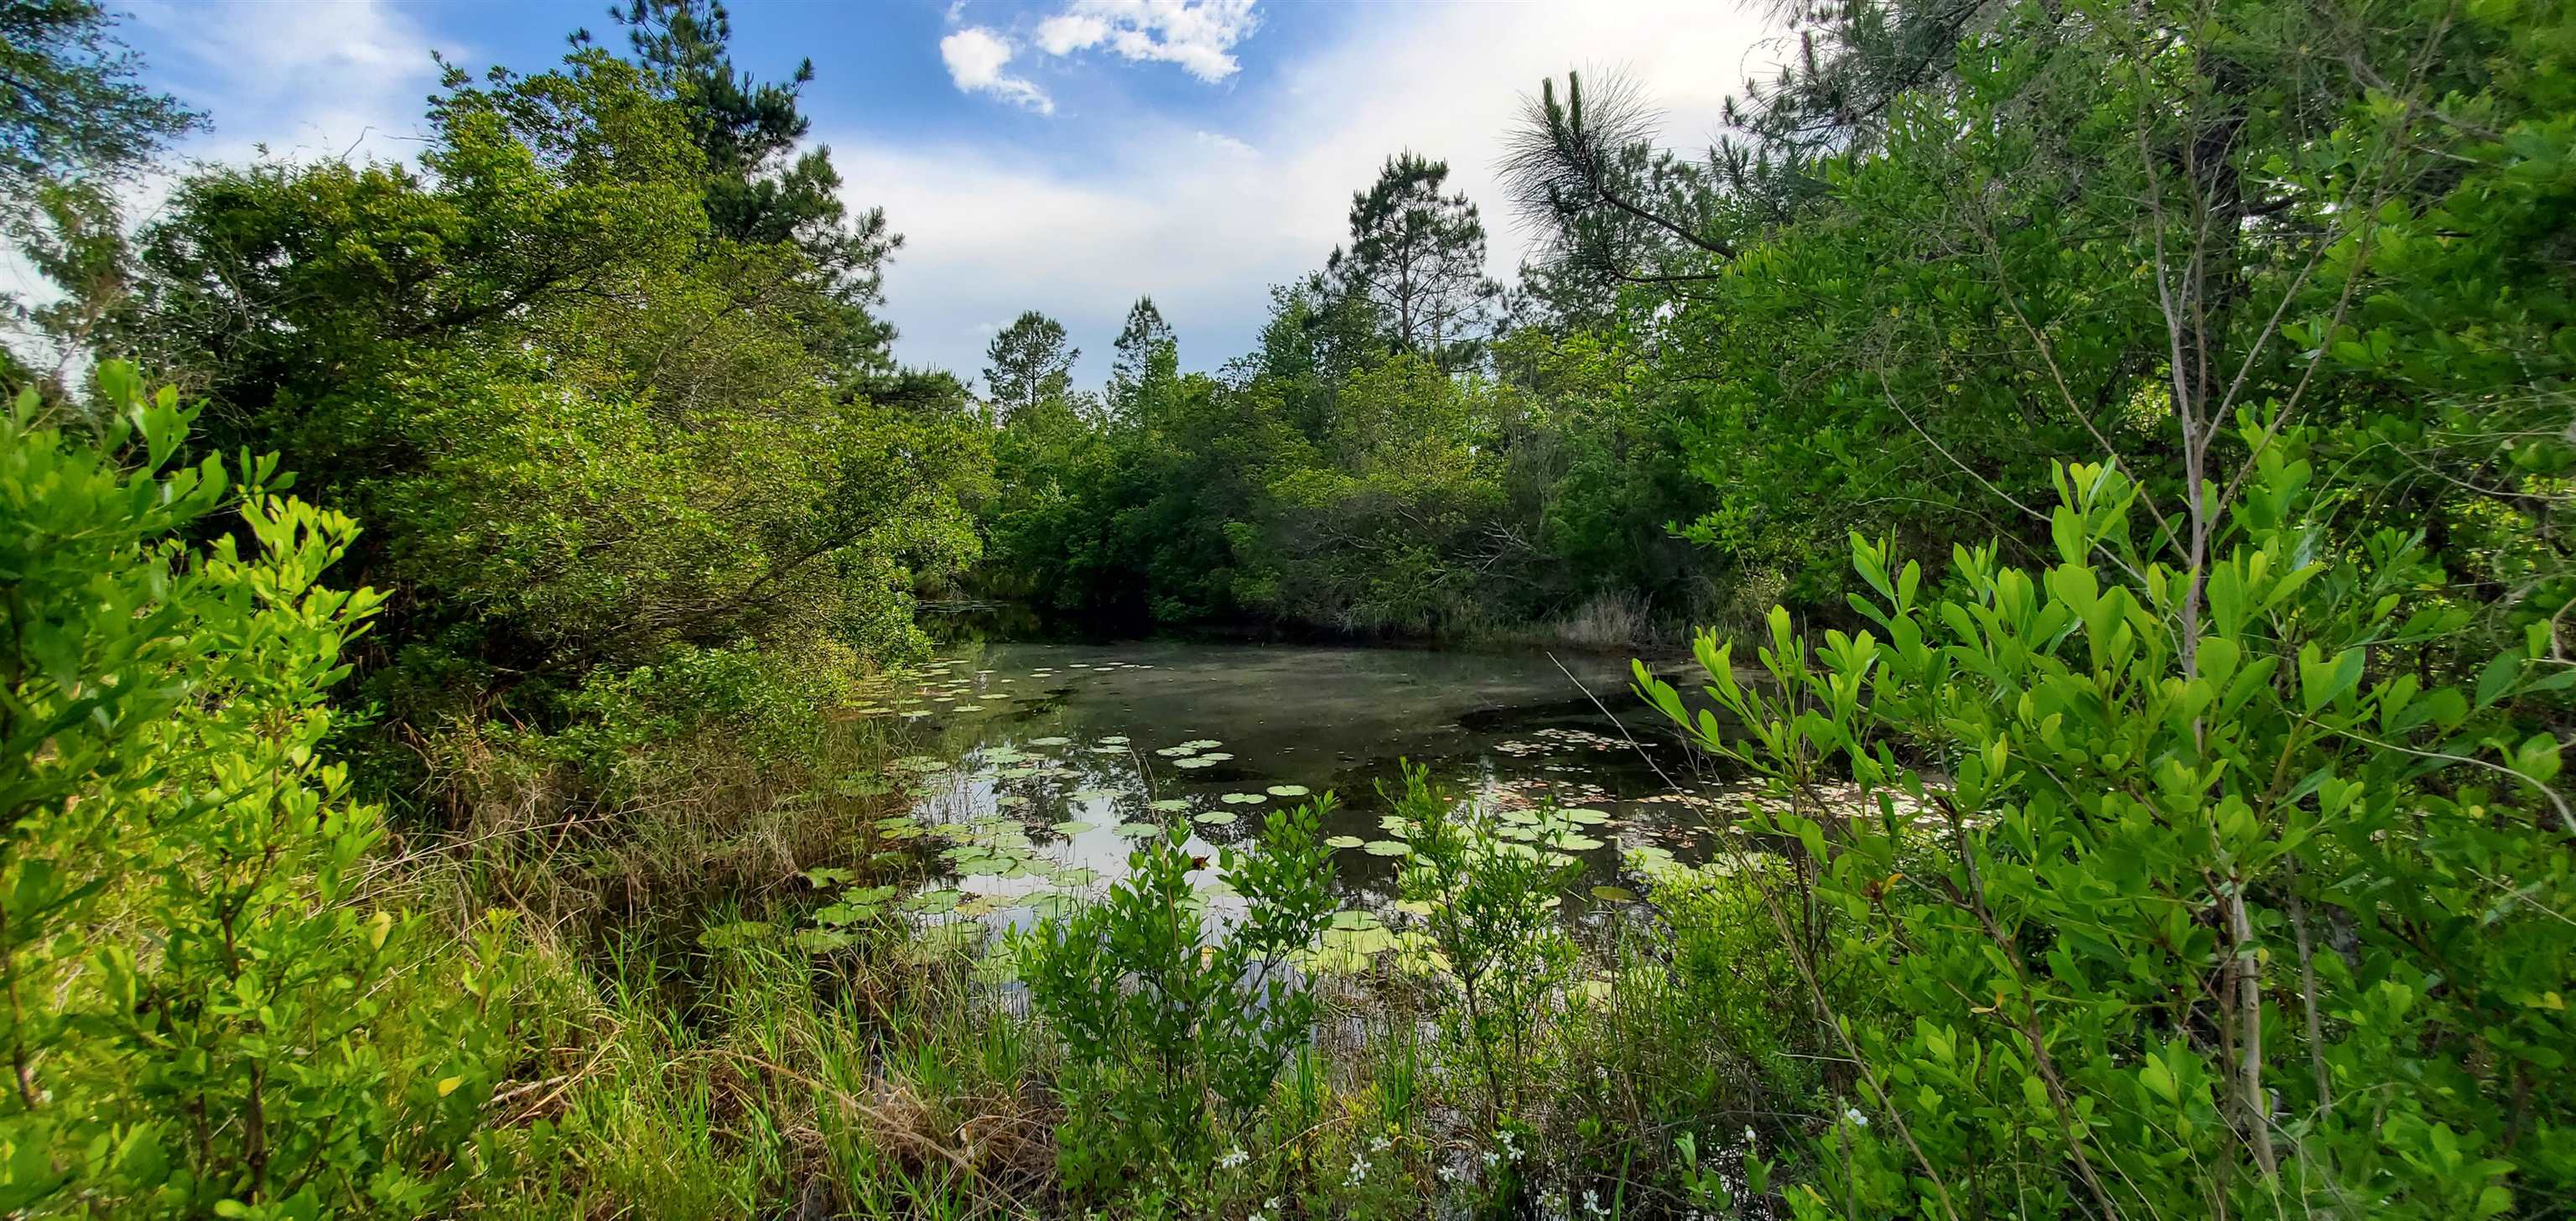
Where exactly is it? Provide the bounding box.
[1192,811,1239,826]
[1179,739,1222,750]
[1028,736,1072,746]
[1325,835,1365,850]
[1363,839,1412,857]
[902,888,963,915]
[1221,792,1266,804]
[1591,885,1640,904]
[1097,735,1130,746]
[1266,784,1311,798]
[1148,798,1192,813]
[1172,756,1221,769]
[1113,822,1162,838]
[1564,808,1613,825]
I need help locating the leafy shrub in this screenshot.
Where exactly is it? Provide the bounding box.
[0,367,513,1218]
[1383,765,1583,1135]
[1644,439,2573,1218]
[1017,801,1337,1195]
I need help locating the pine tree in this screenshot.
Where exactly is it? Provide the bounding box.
[1327,153,1499,370]
[1108,295,1176,422]
[596,0,901,371]
[983,310,1077,421]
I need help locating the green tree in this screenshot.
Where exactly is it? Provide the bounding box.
[1328,153,1499,369]
[600,0,901,374]
[982,309,1078,421]
[0,0,199,208]
[1107,294,1176,422]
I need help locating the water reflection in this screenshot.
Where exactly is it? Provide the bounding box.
[858,640,1749,948]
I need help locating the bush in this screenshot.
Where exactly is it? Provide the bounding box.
[0,367,513,1217]
[1017,802,1338,1198]
[1644,440,2574,1218]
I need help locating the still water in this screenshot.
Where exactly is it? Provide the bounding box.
[850,639,1747,953]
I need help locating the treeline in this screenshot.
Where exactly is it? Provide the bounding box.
[972,157,1710,642]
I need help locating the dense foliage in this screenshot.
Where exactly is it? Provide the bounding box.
[3,0,2571,1214]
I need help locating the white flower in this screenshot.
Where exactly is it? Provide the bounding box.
[1581,1187,1608,1216]
[1743,1125,1758,1147]
[1218,1146,1248,1169]
[1346,1155,1372,1186]
[1369,1132,1392,1153]
[1438,1163,1466,1184]
[1481,1150,1501,1169]
[1844,1106,1871,1128]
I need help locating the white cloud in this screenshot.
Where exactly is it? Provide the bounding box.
[1193,130,1256,157]
[941,27,1055,114]
[126,0,445,169]
[1032,0,1259,83]
[844,1,1779,388]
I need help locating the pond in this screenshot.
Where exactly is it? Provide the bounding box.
[845,638,1758,961]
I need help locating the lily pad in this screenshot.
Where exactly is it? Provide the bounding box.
[1563,808,1613,825]
[1097,735,1130,746]
[1590,885,1640,904]
[1050,819,1096,835]
[1028,736,1072,746]
[902,888,963,915]
[1266,784,1311,798]
[1172,756,1222,769]
[1179,739,1223,750]
[1325,835,1365,850]
[1147,798,1192,813]
[1192,811,1239,826]
[1363,839,1412,857]
[1221,792,1266,804]
[1113,821,1162,838]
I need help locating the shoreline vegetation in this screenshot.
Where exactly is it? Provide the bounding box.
[6,0,2573,1217]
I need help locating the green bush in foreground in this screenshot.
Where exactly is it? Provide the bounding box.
[1018,802,1337,1197]
[0,368,512,1218]
[1645,435,2573,1218]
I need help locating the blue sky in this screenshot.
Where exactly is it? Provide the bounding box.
[105,0,1782,390]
